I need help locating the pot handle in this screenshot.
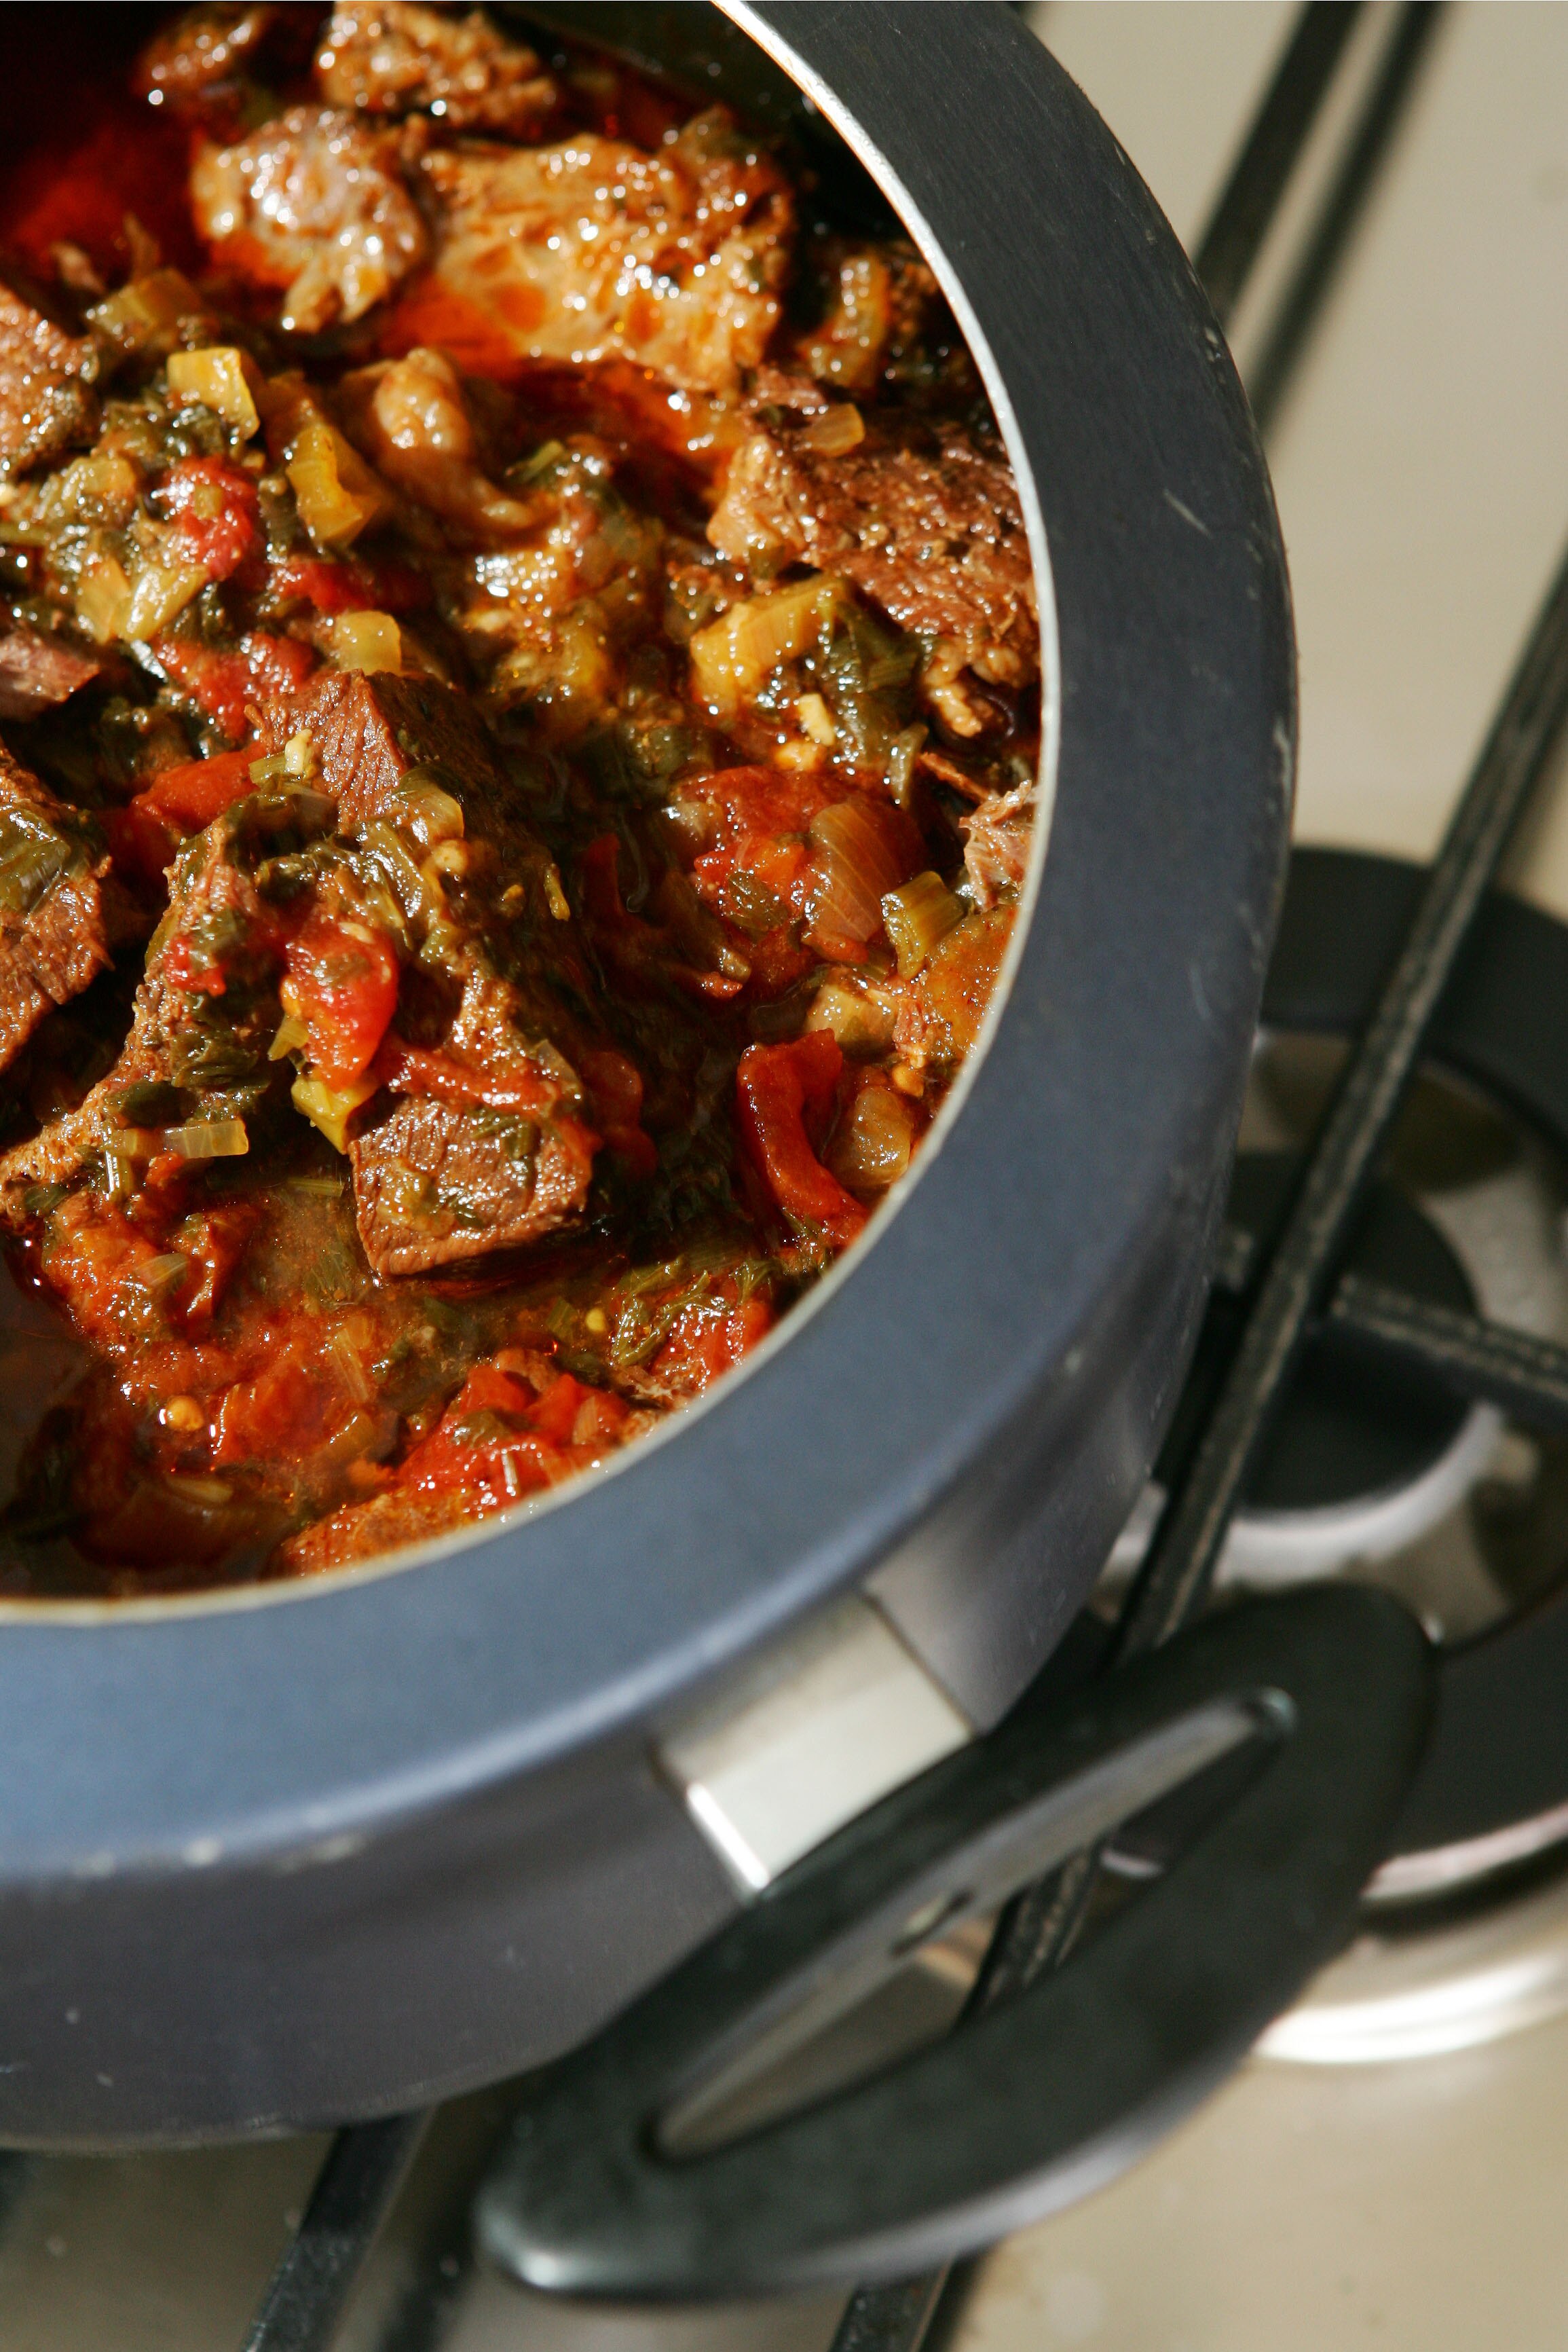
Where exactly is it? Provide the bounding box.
[477,1584,1433,2300]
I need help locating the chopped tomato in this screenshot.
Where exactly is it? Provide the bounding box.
[373,1036,558,1117]
[652,1293,774,1393]
[164,936,227,996]
[160,456,265,587]
[213,1353,331,1465]
[736,1033,866,1249]
[106,745,257,894]
[155,632,316,744]
[268,553,431,616]
[140,746,256,832]
[282,914,400,1088]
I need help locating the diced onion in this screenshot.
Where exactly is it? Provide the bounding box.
[796,692,837,746]
[123,554,208,642]
[882,870,964,978]
[127,1251,189,1295]
[292,1071,378,1154]
[284,417,389,549]
[162,1119,250,1160]
[166,346,261,439]
[269,1012,310,1062]
[827,1085,917,1194]
[806,979,896,1057]
[808,799,908,946]
[162,1472,234,1510]
[325,610,401,675]
[689,578,842,712]
[75,551,133,645]
[86,268,204,358]
[327,1326,375,1404]
[392,773,466,847]
[797,402,865,456]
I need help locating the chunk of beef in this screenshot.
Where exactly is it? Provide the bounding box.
[708,398,1037,729]
[191,105,428,333]
[259,664,500,825]
[254,669,626,1272]
[0,282,98,478]
[419,109,794,397]
[0,793,297,1198]
[134,5,278,111]
[350,1089,593,1275]
[0,753,115,1077]
[279,1479,480,1572]
[0,625,100,720]
[315,1,555,136]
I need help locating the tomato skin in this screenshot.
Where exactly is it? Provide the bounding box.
[282,914,400,1088]
[161,456,265,587]
[736,1033,866,1249]
[143,746,256,831]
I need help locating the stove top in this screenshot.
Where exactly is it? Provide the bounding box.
[6,3,1568,2347]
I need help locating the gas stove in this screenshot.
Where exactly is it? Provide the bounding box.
[5,2,1568,2347]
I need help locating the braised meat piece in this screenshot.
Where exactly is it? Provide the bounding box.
[419,109,794,396]
[0,752,117,1078]
[707,393,1037,733]
[350,1091,593,1276]
[134,5,278,110]
[0,626,100,721]
[0,792,311,1198]
[0,282,98,479]
[315,1,556,136]
[191,105,429,333]
[250,669,619,1273]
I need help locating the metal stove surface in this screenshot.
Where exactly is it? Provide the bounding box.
[7,5,1568,2348]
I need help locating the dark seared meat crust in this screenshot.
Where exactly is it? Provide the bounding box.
[255,667,499,828]
[707,397,1038,695]
[314,1,556,136]
[0,752,115,1078]
[0,282,98,479]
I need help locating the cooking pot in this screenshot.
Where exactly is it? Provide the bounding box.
[0,0,1293,2148]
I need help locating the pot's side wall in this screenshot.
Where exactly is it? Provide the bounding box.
[0,1738,734,2148]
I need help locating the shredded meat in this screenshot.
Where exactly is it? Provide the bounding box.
[708,397,1037,729]
[0,626,100,721]
[314,1,555,136]
[0,282,98,479]
[419,109,794,396]
[963,779,1035,909]
[191,105,429,333]
[0,753,116,1078]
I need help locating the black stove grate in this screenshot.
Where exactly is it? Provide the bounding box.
[242,5,1568,2347]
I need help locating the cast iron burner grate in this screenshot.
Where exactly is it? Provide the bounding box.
[238,5,1568,2349]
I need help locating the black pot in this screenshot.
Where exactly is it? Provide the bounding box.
[0,0,1292,2147]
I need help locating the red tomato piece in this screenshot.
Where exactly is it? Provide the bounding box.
[155,632,316,744]
[160,456,264,587]
[268,553,431,616]
[735,1033,867,1249]
[651,1293,774,1393]
[164,935,227,996]
[282,914,400,1088]
[139,746,256,832]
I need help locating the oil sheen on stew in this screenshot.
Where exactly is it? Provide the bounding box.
[0,3,1040,1596]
